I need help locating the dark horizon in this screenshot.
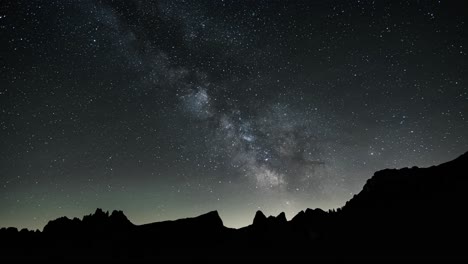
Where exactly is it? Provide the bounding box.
[2,0,468,231]
[2,151,468,261]
[2,150,467,232]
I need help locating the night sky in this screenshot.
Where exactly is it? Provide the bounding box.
[1,0,467,230]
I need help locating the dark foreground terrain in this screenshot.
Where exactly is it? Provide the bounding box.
[1,152,468,261]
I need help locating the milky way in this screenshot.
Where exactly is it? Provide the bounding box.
[1,0,467,229]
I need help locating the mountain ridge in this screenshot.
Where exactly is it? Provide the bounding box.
[1,151,467,260]
[7,151,467,233]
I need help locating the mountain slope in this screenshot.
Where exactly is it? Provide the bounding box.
[343,151,468,214]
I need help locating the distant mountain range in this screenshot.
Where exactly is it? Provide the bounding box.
[1,152,467,261]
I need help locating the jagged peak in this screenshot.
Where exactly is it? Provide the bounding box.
[200,210,220,218]
[291,210,305,222]
[196,210,224,226]
[94,208,109,217]
[110,210,126,218]
[253,210,267,225]
[110,210,133,225]
[305,208,325,214]
[276,212,287,223]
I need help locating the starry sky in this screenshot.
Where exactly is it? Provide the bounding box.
[1,0,467,230]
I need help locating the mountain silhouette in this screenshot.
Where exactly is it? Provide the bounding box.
[43,209,134,237]
[1,152,467,261]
